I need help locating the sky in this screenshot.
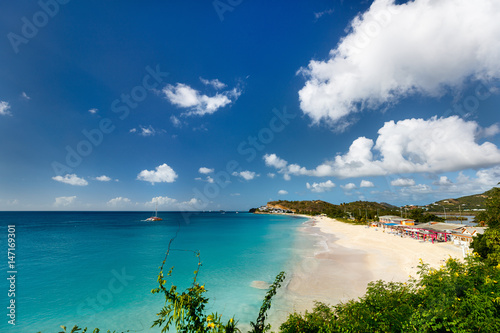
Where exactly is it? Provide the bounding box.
[1,0,500,211]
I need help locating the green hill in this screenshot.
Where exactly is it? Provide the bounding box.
[430,188,496,212]
[264,200,399,221]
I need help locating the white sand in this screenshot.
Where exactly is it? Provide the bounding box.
[267,215,464,328]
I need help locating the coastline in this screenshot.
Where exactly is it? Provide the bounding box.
[267,214,464,328]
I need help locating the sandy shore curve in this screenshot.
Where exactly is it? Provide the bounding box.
[268,215,464,328]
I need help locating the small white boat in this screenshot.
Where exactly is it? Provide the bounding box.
[146,201,162,221]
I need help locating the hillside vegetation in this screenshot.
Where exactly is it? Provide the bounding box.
[430,188,495,212]
[266,200,398,222]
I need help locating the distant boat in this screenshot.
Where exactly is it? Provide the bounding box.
[146,201,162,221]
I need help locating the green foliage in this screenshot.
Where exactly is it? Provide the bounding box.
[481,187,500,228]
[280,257,500,332]
[266,200,398,221]
[249,271,286,333]
[472,186,500,266]
[151,250,241,333]
[56,325,121,333]
[407,208,444,222]
[434,187,496,211]
[472,229,500,266]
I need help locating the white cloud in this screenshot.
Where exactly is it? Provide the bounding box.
[195,176,214,183]
[52,174,88,186]
[230,193,241,196]
[200,77,227,90]
[107,197,131,207]
[163,83,241,116]
[306,180,336,193]
[267,173,276,178]
[21,92,30,100]
[264,116,500,179]
[341,183,356,190]
[88,108,98,114]
[147,196,202,210]
[130,125,163,136]
[263,154,288,169]
[360,180,375,188]
[137,163,178,184]
[95,175,112,182]
[0,101,11,116]
[232,170,258,181]
[170,115,182,127]
[278,190,288,195]
[298,0,500,128]
[434,176,453,186]
[314,9,334,20]
[390,178,416,187]
[139,125,156,136]
[54,196,76,207]
[199,167,214,174]
[149,196,178,207]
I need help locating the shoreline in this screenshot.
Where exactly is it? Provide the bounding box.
[267,214,464,328]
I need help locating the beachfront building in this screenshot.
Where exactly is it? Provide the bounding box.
[450,227,486,247]
[378,215,415,225]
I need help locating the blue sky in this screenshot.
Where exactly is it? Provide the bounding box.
[1,0,500,211]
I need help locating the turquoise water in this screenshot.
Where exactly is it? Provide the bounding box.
[0,212,307,333]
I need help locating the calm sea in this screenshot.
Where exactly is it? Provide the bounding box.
[0,212,308,333]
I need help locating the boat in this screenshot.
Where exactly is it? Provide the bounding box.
[146,201,162,221]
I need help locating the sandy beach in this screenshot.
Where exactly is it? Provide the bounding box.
[268,215,464,327]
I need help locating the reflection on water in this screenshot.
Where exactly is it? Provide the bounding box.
[436,214,478,226]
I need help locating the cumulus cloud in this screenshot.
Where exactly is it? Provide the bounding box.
[54,196,76,207]
[163,82,241,116]
[390,178,416,187]
[267,173,276,178]
[264,154,288,169]
[137,163,178,184]
[95,175,112,182]
[52,174,88,186]
[360,180,375,188]
[200,77,227,90]
[232,170,258,181]
[199,167,214,174]
[306,180,336,193]
[88,108,98,114]
[107,197,131,207]
[341,183,356,190]
[278,190,288,195]
[21,92,30,100]
[264,116,500,179]
[434,176,453,186]
[148,196,202,210]
[0,101,11,116]
[298,0,500,128]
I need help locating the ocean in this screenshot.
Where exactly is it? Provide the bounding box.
[0,211,308,333]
